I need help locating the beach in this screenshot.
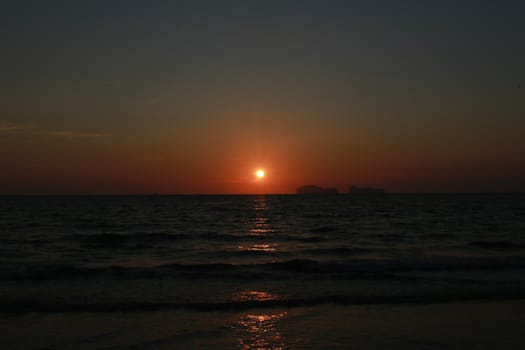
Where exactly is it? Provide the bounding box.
[2,300,524,349]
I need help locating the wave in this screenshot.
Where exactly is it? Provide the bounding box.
[310,226,338,233]
[1,232,329,245]
[66,233,329,244]
[303,247,371,255]
[69,233,193,243]
[467,241,525,251]
[3,256,525,281]
[2,291,525,313]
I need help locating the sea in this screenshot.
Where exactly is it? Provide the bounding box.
[1,194,525,349]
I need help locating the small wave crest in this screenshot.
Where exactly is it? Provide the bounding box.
[67,233,328,245]
[2,290,525,313]
[467,241,525,251]
[4,256,525,281]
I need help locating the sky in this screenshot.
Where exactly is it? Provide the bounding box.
[1,0,524,194]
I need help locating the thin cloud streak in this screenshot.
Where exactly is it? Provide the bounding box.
[40,131,108,139]
[0,121,33,133]
[0,120,108,138]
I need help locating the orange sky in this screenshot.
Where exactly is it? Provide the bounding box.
[2,105,524,194]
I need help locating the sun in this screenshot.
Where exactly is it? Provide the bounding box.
[255,169,265,179]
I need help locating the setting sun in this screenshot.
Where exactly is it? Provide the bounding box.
[256,169,265,179]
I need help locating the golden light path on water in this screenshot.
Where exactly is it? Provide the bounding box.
[233,197,289,349]
[236,311,288,350]
[237,196,277,252]
[232,290,288,350]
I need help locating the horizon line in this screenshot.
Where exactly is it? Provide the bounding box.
[1,191,525,196]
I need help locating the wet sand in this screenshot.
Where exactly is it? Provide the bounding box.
[2,299,524,349]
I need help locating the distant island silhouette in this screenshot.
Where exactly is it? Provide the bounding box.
[296,185,339,195]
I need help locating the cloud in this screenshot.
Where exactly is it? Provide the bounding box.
[0,121,33,133]
[41,131,108,139]
[0,120,108,139]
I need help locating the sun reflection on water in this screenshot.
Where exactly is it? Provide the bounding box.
[237,243,277,252]
[232,197,289,348]
[237,196,278,253]
[250,196,273,236]
[235,311,288,350]
[233,290,281,302]
[250,217,273,236]
[231,290,288,349]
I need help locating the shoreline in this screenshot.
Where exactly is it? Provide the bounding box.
[2,299,525,349]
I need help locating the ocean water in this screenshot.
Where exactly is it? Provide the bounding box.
[1,194,525,349]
